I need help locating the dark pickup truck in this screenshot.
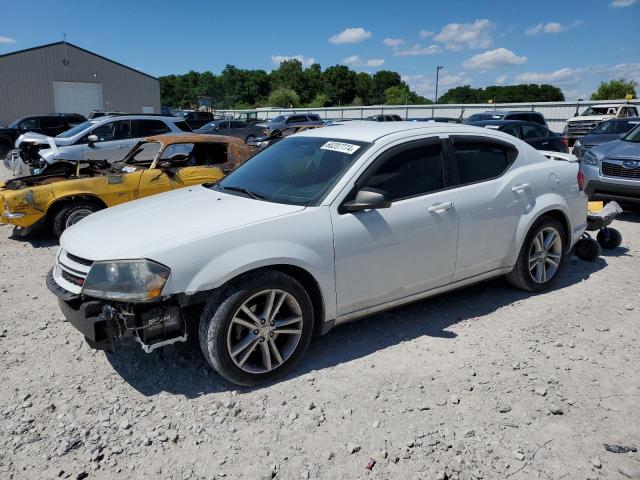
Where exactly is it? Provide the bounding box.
[0,113,86,158]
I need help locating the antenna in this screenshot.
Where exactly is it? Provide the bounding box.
[62,33,69,65]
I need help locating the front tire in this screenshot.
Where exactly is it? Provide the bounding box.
[506,216,566,292]
[51,200,103,237]
[199,270,314,386]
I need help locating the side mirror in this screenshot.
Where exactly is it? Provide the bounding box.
[87,134,98,145]
[158,160,172,170]
[341,188,391,213]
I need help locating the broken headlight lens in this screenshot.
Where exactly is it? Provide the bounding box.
[82,260,170,301]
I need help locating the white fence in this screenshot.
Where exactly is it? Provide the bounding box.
[215,100,640,132]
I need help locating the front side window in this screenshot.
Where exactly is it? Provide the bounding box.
[361,141,444,202]
[501,124,520,138]
[230,121,246,128]
[42,117,64,128]
[216,136,370,206]
[91,120,131,142]
[450,137,515,185]
[20,118,39,130]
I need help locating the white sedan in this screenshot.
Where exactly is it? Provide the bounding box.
[49,121,587,385]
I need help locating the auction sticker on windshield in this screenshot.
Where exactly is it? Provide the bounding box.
[321,141,361,154]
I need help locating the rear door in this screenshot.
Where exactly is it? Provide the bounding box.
[83,120,134,162]
[445,135,532,281]
[228,121,248,140]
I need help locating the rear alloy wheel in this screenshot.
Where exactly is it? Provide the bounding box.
[52,201,102,237]
[506,217,566,291]
[199,271,313,386]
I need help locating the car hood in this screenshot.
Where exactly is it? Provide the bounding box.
[568,115,614,123]
[580,133,624,147]
[15,132,75,147]
[592,139,640,159]
[60,186,306,261]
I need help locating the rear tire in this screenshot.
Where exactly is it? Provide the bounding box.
[506,216,566,292]
[596,228,622,250]
[199,270,314,386]
[51,200,103,237]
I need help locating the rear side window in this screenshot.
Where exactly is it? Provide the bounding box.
[449,137,516,185]
[42,117,65,128]
[520,124,545,140]
[20,118,40,130]
[501,124,520,138]
[286,116,307,124]
[174,121,192,132]
[135,119,171,137]
[362,141,445,202]
[308,114,321,121]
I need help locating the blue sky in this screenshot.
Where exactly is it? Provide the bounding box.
[1,0,639,100]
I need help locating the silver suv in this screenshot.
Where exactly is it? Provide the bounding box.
[9,115,191,175]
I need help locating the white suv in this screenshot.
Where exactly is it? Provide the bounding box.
[48,122,587,385]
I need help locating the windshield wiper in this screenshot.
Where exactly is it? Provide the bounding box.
[221,185,267,200]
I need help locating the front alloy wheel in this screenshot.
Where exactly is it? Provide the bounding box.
[199,270,314,386]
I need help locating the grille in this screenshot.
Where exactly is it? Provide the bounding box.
[66,252,93,267]
[602,161,640,179]
[61,269,85,287]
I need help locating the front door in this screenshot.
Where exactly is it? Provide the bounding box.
[331,138,460,316]
[83,120,134,162]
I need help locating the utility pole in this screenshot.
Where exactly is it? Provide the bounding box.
[435,65,444,103]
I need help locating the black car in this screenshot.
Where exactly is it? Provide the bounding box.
[365,114,403,121]
[468,120,569,153]
[179,111,215,129]
[408,117,461,124]
[0,113,86,157]
[573,117,640,159]
[465,110,547,127]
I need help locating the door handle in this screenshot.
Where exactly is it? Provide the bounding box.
[427,202,454,212]
[511,183,530,193]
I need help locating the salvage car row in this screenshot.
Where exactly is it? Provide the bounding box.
[0,107,639,386]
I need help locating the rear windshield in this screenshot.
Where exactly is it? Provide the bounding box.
[174,121,192,132]
[466,113,504,122]
[591,119,640,135]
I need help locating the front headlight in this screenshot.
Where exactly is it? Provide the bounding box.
[581,150,598,166]
[82,259,171,302]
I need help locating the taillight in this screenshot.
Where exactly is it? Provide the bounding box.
[577,169,585,191]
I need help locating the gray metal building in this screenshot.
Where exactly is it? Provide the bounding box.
[0,42,160,126]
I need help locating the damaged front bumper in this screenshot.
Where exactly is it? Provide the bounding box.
[46,269,188,352]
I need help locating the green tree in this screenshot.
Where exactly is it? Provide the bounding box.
[322,65,356,105]
[384,86,431,105]
[271,60,305,92]
[354,72,375,105]
[309,93,331,108]
[302,63,324,104]
[439,84,564,104]
[591,79,637,100]
[267,87,300,108]
[371,71,403,104]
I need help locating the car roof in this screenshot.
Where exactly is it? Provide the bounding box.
[468,119,545,127]
[142,133,246,146]
[294,120,487,143]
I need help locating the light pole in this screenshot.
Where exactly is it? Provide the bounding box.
[435,65,444,103]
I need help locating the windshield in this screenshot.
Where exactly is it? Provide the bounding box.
[622,124,640,143]
[591,119,640,135]
[581,107,614,116]
[467,113,503,122]
[216,136,370,206]
[56,120,98,138]
[8,118,24,129]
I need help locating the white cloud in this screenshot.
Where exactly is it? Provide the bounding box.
[383,37,404,47]
[0,36,16,44]
[271,55,316,66]
[516,67,582,86]
[525,20,582,36]
[394,43,441,57]
[419,30,433,38]
[329,27,372,45]
[496,74,508,85]
[463,48,527,70]
[611,0,638,7]
[433,19,493,50]
[341,55,385,68]
[402,71,471,97]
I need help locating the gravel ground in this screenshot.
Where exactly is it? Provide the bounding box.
[1,164,639,480]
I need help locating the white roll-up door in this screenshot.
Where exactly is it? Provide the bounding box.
[52,81,103,116]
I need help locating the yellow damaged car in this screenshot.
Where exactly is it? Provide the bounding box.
[0,134,252,237]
